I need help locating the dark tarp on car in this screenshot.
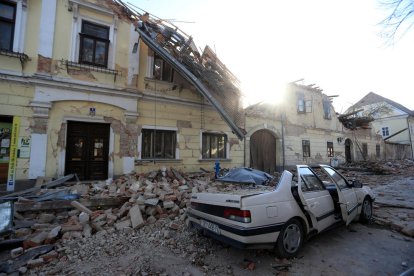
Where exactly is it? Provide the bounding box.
[217,167,274,185]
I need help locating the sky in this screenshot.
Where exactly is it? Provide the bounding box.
[129,0,414,113]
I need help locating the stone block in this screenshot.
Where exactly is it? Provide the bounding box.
[11,247,23,258]
[145,198,159,206]
[129,205,144,229]
[178,185,190,192]
[83,224,92,238]
[38,213,55,223]
[27,258,44,268]
[31,231,48,244]
[92,213,107,222]
[15,228,31,238]
[47,226,61,239]
[144,193,157,199]
[115,219,132,231]
[163,201,175,209]
[136,195,146,205]
[129,181,141,193]
[79,212,90,225]
[146,216,157,224]
[145,207,157,216]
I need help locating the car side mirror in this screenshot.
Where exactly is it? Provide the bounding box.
[350,179,362,188]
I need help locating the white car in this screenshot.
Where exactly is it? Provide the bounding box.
[187,165,375,258]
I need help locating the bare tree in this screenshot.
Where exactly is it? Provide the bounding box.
[379,0,414,43]
[379,0,414,44]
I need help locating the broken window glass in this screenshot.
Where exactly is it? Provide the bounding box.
[142,129,176,159]
[79,21,109,67]
[297,93,305,113]
[302,140,310,157]
[323,100,331,119]
[327,142,334,157]
[202,133,227,159]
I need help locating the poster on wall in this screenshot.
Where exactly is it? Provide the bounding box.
[7,117,20,192]
[0,124,11,162]
[18,137,31,158]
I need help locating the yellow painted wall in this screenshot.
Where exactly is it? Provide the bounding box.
[135,99,244,173]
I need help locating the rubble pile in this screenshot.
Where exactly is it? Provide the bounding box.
[0,167,276,274]
[339,159,414,176]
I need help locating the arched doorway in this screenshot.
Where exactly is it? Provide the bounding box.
[345,138,353,163]
[250,129,276,173]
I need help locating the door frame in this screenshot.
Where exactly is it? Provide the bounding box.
[320,165,359,225]
[249,129,277,173]
[58,117,114,179]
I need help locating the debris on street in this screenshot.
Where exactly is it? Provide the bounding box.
[0,160,413,274]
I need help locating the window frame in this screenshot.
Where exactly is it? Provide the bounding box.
[323,99,332,120]
[362,143,368,159]
[141,128,177,159]
[0,0,17,51]
[302,139,311,158]
[201,132,227,159]
[327,141,334,157]
[78,20,110,67]
[153,53,174,82]
[381,126,389,137]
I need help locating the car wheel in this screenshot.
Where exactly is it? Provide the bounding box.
[360,197,372,223]
[275,218,304,258]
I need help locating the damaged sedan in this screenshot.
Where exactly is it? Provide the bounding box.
[187,165,375,258]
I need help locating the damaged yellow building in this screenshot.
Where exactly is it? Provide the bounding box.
[0,0,245,187]
[0,0,383,190]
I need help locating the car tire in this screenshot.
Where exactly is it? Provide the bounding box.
[275,218,304,258]
[360,197,372,223]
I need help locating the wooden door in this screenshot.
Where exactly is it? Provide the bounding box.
[250,130,276,173]
[65,121,110,180]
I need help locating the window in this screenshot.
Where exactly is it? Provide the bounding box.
[0,1,16,51]
[381,127,389,137]
[323,100,332,119]
[362,143,368,159]
[327,142,334,157]
[202,133,227,159]
[153,53,174,82]
[376,144,381,159]
[298,167,325,192]
[302,140,310,157]
[141,129,176,159]
[323,167,349,190]
[79,21,109,67]
[297,93,312,113]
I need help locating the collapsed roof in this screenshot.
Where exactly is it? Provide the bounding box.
[110,1,245,139]
[337,109,373,130]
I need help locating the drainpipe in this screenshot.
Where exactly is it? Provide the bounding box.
[408,117,414,159]
[281,112,286,170]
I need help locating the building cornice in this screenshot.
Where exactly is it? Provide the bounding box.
[0,71,139,99]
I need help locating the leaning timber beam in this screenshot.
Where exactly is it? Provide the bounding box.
[136,28,245,140]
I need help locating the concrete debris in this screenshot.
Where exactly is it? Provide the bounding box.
[1,162,413,274]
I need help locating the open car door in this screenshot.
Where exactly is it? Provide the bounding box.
[296,166,336,232]
[320,165,358,225]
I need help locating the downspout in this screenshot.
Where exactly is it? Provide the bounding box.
[281,112,286,170]
[408,117,414,159]
[244,111,246,167]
